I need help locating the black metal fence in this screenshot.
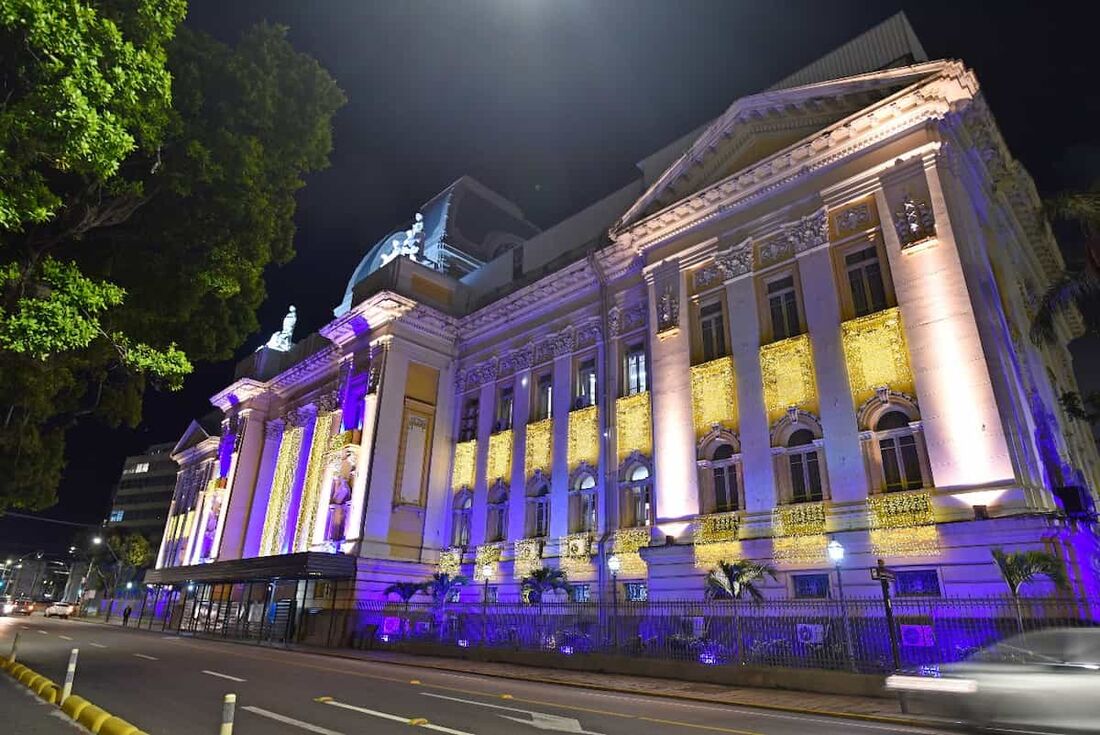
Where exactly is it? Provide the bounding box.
[354,596,1100,674]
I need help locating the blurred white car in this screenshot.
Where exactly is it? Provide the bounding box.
[888,628,1100,733]
[44,602,74,619]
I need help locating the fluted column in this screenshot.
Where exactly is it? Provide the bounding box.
[242,419,284,558]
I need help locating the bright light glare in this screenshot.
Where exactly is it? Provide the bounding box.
[885,675,977,693]
[91,536,102,545]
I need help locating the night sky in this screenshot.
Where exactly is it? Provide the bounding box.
[6,1,1098,555]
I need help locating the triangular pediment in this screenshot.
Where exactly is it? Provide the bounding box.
[614,61,949,233]
[172,417,217,457]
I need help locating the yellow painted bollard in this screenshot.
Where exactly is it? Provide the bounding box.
[220,693,236,735]
[60,648,79,704]
[9,631,19,664]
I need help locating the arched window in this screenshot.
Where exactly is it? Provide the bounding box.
[526,479,551,538]
[486,481,508,542]
[621,463,653,528]
[711,444,739,513]
[451,491,472,547]
[787,428,823,503]
[875,411,924,492]
[569,471,597,533]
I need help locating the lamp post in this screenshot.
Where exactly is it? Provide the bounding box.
[480,563,493,644]
[92,535,122,622]
[827,539,856,671]
[607,555,621,651]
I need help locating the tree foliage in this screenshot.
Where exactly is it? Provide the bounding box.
[991,548,1069,598]
[0,1,345,511]
[1031,191,1100,345]
[384,581,425,604]
[704,560,777,602]
[520,567,569,603]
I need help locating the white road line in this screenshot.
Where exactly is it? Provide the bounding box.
[202,670,246,683]
[37,630,49,635]
[242,706,345,734]
[133,653,158,661]
[58,635,73,641]
[320,698,477,735]
[89,643,107,649]
[419,693,594,734]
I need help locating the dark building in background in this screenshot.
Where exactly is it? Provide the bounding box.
[105,442,178,548]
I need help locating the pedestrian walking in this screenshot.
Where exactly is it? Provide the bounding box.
[122,605,132,626]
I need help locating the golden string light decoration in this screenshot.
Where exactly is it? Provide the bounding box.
[437,548,462,576]
[525,419,553,478]
[610,527,650,576]
[567,406,599,469]
[841,307,914,406]
[513,539,543,580]
[615,392,652,463]
[870,526,940,558]
[867,489,939,558]
[451,440,477,490]
[559,533,594,575]
[294,410,342,552]
[474,544,502,580]
[259,424,304,556]
[760,334,818,423]
[690,356,738,437]
[486,430,513,482]
[773,535,827,564]
[772,501,827,537]
[693,541,741,570]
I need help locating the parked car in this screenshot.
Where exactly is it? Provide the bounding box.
[887,628,1100,733]
[44,602,74,619]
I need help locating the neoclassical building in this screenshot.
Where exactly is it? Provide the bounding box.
[151,14,1100,610]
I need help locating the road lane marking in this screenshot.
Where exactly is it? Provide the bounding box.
[242,706,344,734]
[89,643,107,648]
[202,670,246,683]
[37,630,49,635]
[317,697,476,735]
[133,653,158,661]
[58,635,73,641]
[421,692,604,734]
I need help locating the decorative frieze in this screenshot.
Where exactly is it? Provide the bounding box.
[608,302,647,336]
[788,207,829,253]
[615,392,651,464]
[451,440,477,490]
[559,533,594,575]
[756,232,792,268]
[714,244,752,279]
[486,430,513,483]
[566,406,600,469]
[836,203,872,235]
[760,334,817,424]
[892,193,936,248]
[575,321,601,349]
[497,346,534,377]
[841,307,914,407]
[690,356,738,437]
[513,538,543,580]
[524,419,553,478]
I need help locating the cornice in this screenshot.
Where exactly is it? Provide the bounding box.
[210,378,266,412]
[613,63,979,255]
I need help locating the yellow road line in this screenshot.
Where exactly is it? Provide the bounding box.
[640,715,764,735]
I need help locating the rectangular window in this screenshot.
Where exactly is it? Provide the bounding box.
[792,573,830,599]
[495,386,514,431]
[485,586,498,603]
[767,276,801,341]
[699,302,727,362]
[459,398,479,442]
[625,343,647,395]
[576,358,597,408]
[845,246,887,316]
[790,451,823,503]
[109,509,125,522]
[533,498,550,538]
[569,584,590,602]
[624,583,648,602]
[895,569,941,597]
[533,373,553,421]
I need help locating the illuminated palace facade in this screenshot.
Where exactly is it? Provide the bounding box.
[152,17,1100,607]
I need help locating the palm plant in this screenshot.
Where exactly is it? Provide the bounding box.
[992,548,1070,633]
[704,560,777,602]
[422,572,468,642]
[520,567,569,604]
[383,581,425,637]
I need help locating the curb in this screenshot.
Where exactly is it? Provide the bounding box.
[310,647,926,728]
[2,655,148,734]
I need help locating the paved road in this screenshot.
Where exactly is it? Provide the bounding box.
[0,615,956,735]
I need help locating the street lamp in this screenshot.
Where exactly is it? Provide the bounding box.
[827,539,856,671]
[480,562,494,644]
[607,555,621,650]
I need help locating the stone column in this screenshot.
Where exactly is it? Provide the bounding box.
[724,274,776,518]
[421,362,458,555]
[508,369,532,547]
[348,339,386,546]
[282,405,318,554]
[798,245,868,514]
[361,344,410,547]
[550,352,573,541]
[469,381,496,547]
[242,419,284,558]
[217,406,266,560]
[646,265,699,536]
[877,160,1015,497]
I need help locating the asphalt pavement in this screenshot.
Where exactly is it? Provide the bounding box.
[0,614,959,735]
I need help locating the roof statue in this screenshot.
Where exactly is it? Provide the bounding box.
[261,305,297,352]
[379,212,431,269]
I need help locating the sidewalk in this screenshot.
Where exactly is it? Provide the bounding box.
[0,675,86,734]
[313,647,911,722]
